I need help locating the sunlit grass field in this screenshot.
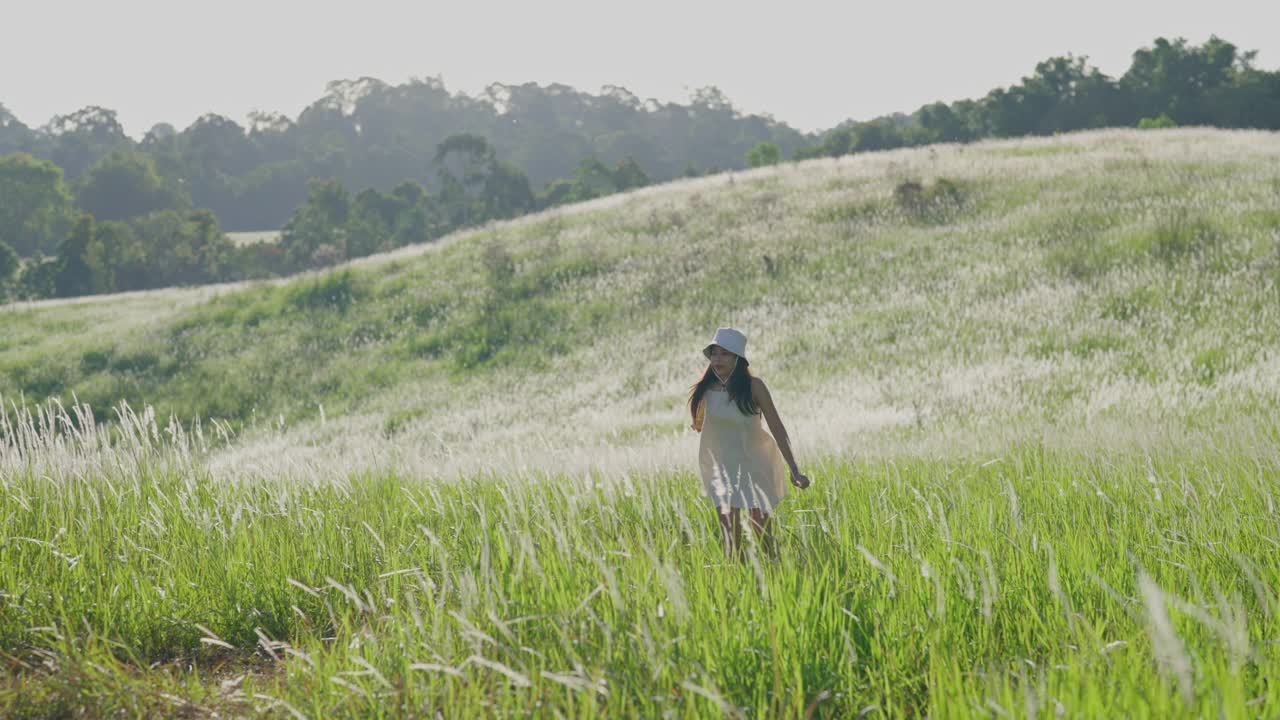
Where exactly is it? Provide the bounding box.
[3,415,1278,718]
[3,128,1280,717]
[227,231,281,247]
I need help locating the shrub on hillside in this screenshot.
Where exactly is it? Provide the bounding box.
[1138,114,1178,129]
[482,242,516,289]
[1145,213,1219,264]
[286,270,364,313]
[893,178,964,223]
[746,142,782,168]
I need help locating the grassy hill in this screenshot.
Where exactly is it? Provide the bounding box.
[3,128,1280,718]
[3,127,1279,479]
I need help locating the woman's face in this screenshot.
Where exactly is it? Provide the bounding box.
[707,345,738,378]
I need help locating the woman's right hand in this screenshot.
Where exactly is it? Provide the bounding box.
[790,471,810,489]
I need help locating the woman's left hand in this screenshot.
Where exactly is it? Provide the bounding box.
[790,471,811,489]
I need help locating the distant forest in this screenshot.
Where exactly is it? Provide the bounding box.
[1,34,1277,300]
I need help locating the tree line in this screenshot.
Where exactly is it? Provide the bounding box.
[0,134,656,299]
[795,35,1279,159]
[0,34,1277,301]
[0,81,802,235]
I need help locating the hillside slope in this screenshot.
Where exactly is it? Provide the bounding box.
[3,128,1279,480]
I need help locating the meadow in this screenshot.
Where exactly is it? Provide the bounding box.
[227,231,282,247]
[2,128,1280,717]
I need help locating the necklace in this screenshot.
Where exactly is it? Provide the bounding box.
[711,367,732,387]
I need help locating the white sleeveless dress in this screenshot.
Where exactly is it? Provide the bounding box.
[697,389,788,510]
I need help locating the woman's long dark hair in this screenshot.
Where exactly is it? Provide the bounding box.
[689,355,757,423]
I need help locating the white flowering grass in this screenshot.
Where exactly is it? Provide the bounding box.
[189,127,1279,483]
[1,403,1278,717]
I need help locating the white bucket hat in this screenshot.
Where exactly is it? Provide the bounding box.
[702,327,748,362]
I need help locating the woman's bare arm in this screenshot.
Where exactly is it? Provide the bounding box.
[753,378,807,487]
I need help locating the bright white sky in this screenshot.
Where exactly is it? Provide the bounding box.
[2,0,1276,136]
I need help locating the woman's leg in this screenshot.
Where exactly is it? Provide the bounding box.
[748,508,777,558]
[717,507,742,559]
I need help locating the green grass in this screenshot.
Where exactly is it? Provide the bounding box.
[2,441,1278,718]
[227,231,281,247]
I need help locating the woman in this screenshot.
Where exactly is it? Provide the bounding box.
[689,327,810,558]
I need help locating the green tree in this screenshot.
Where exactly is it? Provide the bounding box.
[387,180,441,246]
[1210,66,1280,129]
[746,142,781,168]
[0,103,35,156]
[795,128,851,160]
[391,180,427,207]
[437,132,501,226]
[280,178,350,269]
[537,179,575,209]
[54,215,100,297]
[483,161,535,219]
[76,151,190,222]
[17,256,57,299]
[596,131,663,178]
[917,102,972,143]
[345,188,395,258]
[180,113,256,176]
[434,133,495,228]
[1121,36,1241,125]
[611,157,650,191]
[1020,55,1122,133]
[433,134,534,226]
[42,106,130,180]
[234,160,309,230]
[0,239,18,291]
[568,157,618,201]
[95,221,147,291]
[392,204,432,247]
[128,209,233,287]
[0,153,76,256]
